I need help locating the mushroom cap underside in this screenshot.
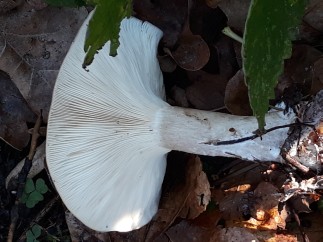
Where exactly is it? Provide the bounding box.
[46,12,170,232]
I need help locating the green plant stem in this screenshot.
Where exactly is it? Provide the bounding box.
[222,27,243,44]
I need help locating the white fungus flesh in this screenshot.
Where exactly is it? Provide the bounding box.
[46,13,170,232]
[47,12,297,233]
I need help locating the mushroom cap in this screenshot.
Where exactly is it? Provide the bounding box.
[46,12,170,232]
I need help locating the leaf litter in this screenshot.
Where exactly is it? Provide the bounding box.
[0,0,323,241]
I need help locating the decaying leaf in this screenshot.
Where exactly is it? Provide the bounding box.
[170,86,189,108]
[163,0,210,71]
[178,155,211,219]
[0,71,36,150]
[218,0,251,32]
[0,4,87,120]
[247,182,287,230]
[311,57,323,94]
[215,227,259,242]
[133,0,187,48]
[224,69,252,115]
[168,34,210,71]
[0,0,23,13]
[186,70,227,110]
[303,0,323,32]
[281,90,323,172]
[162,220,220,242]
[146,154,210,240]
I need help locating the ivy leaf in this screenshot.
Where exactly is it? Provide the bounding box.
[26,198,37,209]
[31,224,42,238]
[83,0,132,68]
[29,191,44,205]
[25,178,35,194]
[35,178,49,194]
[243,0,306,131]
[26,230,36,242]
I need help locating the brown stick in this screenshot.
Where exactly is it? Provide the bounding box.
[7,111,43,242]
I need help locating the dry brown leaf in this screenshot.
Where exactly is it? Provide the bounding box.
[169,34,210,71]
[213,35,238,79]
[0,0,22,13]
[163,220,220,242]
[146,154,211,240]
[275,45,322,98]
[133,0,187,48]
[311,57,323,94]
[246,182,287,230]
[158,54,177,73]
[218,0,251,32]
[224,69,252,115]
[163,0,211,71]
[217,183,252,222]
[186,70,227,110]
[170,86,190,107]
[0,4,88,121]
[205,0,221,9]
[304,0,323,32]
[0,71,36,149]
[179,155,211,219]
[65,210,116,242]
[214,227,259,242]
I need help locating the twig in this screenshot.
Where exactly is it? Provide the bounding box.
[18,195,60,241]
[203,122,314,146]
[7,111,43,242]
[290,207,310,242]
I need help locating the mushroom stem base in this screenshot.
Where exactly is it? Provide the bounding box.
[158,106,296,162]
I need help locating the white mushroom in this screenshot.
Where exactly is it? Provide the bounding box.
[46,13,296,232]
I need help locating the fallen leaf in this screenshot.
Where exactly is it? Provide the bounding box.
[133,0,187,48]
[224,69,252,115]
[164,220,220,242]
[186,70,227,110]
[303,0,323,32]
[169,33,210,71]
[158,54,177,73]
[0,4,88,120]
[218,0,251,33]
[0,71,36,150]
[283,45,322,93]
[215,227,259,242]
[179,155,211,219]
[247,182,287,230]
[170,86,189,107]
[0,0,22,13]
[311,57,323,94]
[146,154,211,240]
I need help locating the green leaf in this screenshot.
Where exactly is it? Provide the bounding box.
[29,191,44,203]
[26,199,37,208]
[31,224,42,238]
[83,0,132,68]
[25,178,35,194]
[44,0,86,7]
[35,178,49,194]
[26,230,36,242]
[21,192,28,203]
[242,0,306,131]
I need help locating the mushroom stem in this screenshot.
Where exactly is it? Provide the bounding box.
[158,105,295,162]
